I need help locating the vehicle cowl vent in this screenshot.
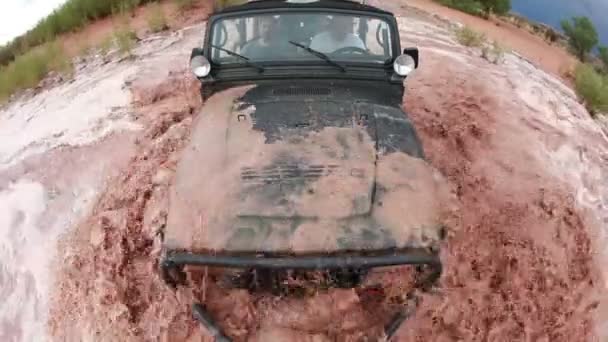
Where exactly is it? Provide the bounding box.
[272,87,332,96]
[241,164,340,184]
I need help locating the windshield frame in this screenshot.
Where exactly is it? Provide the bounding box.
[203,8,401,72]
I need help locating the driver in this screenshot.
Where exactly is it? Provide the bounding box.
[241,16,284,59]
[310,16,366,53]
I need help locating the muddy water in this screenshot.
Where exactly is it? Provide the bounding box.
[393,9,608,341]
[0,57,141,340]
[0,25,205,341]
[3,3,606,341]
[50,9,607,342]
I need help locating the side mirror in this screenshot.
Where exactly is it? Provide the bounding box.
[393,47,419,77]
[403,47,419,68]
[190,48,211,78]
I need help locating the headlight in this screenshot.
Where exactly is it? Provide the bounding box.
[191,55,211,77]
[393,54,416,77]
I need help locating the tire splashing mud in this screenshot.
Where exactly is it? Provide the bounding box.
[48,71,207,341]
[394,49,601,341]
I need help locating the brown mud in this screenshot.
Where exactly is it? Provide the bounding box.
[48,71,205,341]
[166,89,451,254]
[48,3,606,342]
[394,45,601,341]
[48,69,426,341]
[49,64,601,341]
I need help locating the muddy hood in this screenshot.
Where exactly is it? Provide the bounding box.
[165,86,450,254]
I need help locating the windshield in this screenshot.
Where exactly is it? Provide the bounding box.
[209,12,394,65]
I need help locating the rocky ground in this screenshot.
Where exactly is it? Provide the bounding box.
[0,1,607,341]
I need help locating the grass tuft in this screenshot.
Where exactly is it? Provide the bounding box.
[574,63,608,117]
[146,3,169,33]
[114,26,138,56]
[455,26,486,47]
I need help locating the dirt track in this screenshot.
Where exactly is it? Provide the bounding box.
[1,2,607,341]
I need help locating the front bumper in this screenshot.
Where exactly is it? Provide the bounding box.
[160,248,441,341]
[161,247,440,271]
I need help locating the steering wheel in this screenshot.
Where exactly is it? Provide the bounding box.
[332,46,369,55]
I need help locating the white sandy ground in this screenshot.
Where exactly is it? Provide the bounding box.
[0,4,607,340]
[0,25,204,341]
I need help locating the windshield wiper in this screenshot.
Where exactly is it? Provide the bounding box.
[210,44,265,73]
[288,41,346,72]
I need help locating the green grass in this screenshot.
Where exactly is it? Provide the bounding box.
[0,0,158,67]
[0,43,72,102]
[455,26,486,47]
[99,34,115,55]
[574,64,608,116]
[114,27,138,56]
[146,3,169,32]
[437,0,485,18]
[0,0,156,102]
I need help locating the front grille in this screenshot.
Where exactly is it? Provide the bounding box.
[241,164,339,184]
[272,87,332,96]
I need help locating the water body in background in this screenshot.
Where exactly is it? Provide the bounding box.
[511,0,608,48]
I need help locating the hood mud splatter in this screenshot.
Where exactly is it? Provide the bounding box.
[165,86,451,254]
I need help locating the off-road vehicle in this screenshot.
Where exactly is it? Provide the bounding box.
[161,0,447,339]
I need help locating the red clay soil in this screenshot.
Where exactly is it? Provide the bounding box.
[47,71,205,341]
[60,0,213,57]
[404,0,577,78]
[393,48,600,341]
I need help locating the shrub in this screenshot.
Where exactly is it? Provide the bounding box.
[455,26,486,47]
[0,0,158,67]
[99,34,115,55]
[0,42,72,102]
[114,27,137,56]
[146,3,169,33]
[478,0,511,16]
[599,46,608,72]
[561,16,599,61]
[437,0,485,17]
[574,63,608,116]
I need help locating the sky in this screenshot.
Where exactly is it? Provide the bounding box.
[0,0,67,45]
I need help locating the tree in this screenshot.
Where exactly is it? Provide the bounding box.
[479,0,511,16]
[599,46,608,71]
[561,16,599,61]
